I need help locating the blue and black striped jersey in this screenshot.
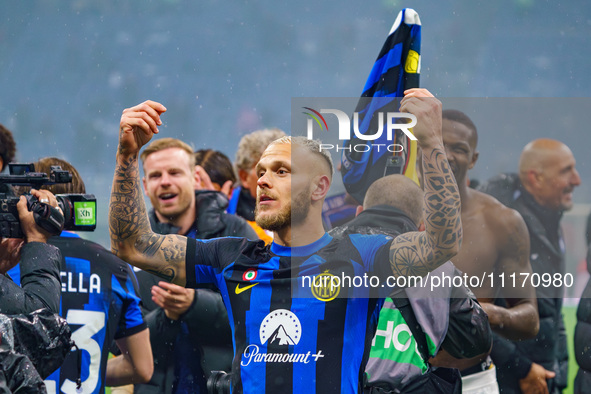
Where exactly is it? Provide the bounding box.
[185,232,393,394]
[9,232,146,394]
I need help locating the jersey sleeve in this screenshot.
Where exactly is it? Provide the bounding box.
[185,236,250,288]
[114,265,147,339]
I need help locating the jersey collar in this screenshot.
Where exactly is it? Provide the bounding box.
[270,232,333,257]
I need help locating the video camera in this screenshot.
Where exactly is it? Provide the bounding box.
[0,163,97,238]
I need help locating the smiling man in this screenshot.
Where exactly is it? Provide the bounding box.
[480,138,581,394]
[426,110,540,393]
[136,138,256,394]
[109,89,463,393]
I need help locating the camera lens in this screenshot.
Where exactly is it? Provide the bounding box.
[206,371,232,394]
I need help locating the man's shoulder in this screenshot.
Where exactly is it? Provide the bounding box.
[193,235,268,258]
[477,172,520,207]
[326,232,393,258]
[471,190,528,245]
[472,189,522,223]
[219,211,256,235]
[195,190,257,239]
[50,234,131,271]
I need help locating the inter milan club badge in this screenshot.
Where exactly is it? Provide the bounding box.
[311,270,340,302]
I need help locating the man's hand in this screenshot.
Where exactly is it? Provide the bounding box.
[18,189,61,244]
[195,165,233,198]
[519,363,555,394]
[118,100,167,158]
[151,281,195,320]
[400,88,443,150]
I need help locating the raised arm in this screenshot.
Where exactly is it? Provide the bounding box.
[389,89,462,277]
[109,100,187,286]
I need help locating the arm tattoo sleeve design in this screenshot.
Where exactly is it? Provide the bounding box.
[109,154,185,283]
[389,146,462,278]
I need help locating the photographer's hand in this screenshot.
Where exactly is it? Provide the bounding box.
[17,189,60,243]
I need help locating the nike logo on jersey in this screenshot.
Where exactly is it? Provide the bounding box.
[235,282,259,294]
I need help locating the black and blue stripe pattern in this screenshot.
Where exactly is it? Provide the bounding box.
[341,8,421,205]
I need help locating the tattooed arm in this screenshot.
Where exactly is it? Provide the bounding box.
[388,89,462,278]
[109,100,188,286]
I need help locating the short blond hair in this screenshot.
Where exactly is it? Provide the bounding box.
[269,136,334,177]
[140,138,196,168]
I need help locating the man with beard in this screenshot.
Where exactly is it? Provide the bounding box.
[432,110,539,393]
[231,128,287,243]
[135,138,256,394]
[480,139,581,394]
[109,88,463,393]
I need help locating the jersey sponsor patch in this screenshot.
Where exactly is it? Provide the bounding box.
[241,309,325,367]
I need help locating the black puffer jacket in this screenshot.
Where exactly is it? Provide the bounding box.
[480,174,568,393]
[1,242,62,314]
[573,213,591,394]
[135,190,257,394]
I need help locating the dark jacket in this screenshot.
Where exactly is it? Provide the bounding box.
[1,242,61,314]
[135,190,257,394]
[0,242,63,393]
[480,173,568,393]
[330,206,491,390]
[574,213,591,393]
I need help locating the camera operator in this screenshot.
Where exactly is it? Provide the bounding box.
[9,157,153,393]
[0,188,62,315]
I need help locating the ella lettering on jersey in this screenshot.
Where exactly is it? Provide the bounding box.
[60,272,101,294]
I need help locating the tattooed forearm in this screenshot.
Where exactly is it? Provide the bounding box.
[390,145,462,277]
[421,147,462,256]
[135,233,166,257]
[109,154,151,245]
[135,234,186,263]
[109,151,187,285]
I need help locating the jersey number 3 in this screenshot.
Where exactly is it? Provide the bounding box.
[45,310,106,394]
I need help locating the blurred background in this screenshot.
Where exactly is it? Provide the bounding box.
[1,0,589,286]
[2,1,590,390]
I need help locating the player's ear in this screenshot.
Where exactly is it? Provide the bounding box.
[469,150,479,170]
[311,175,331,202]
[526,169,542,189]
[418,222,425,232]
[193,165,204,190]
[238,168,251,187]
[142,177,148,196]
[355,205,363,217]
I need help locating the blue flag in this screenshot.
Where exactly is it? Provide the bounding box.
[341,8,421,205]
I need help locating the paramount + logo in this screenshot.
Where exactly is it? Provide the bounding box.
[302,107,417,153]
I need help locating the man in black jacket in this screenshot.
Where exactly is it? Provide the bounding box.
[573,212,591,393]
[480,138,581,393]
[135,137,257,394]
[1,188,62,315]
